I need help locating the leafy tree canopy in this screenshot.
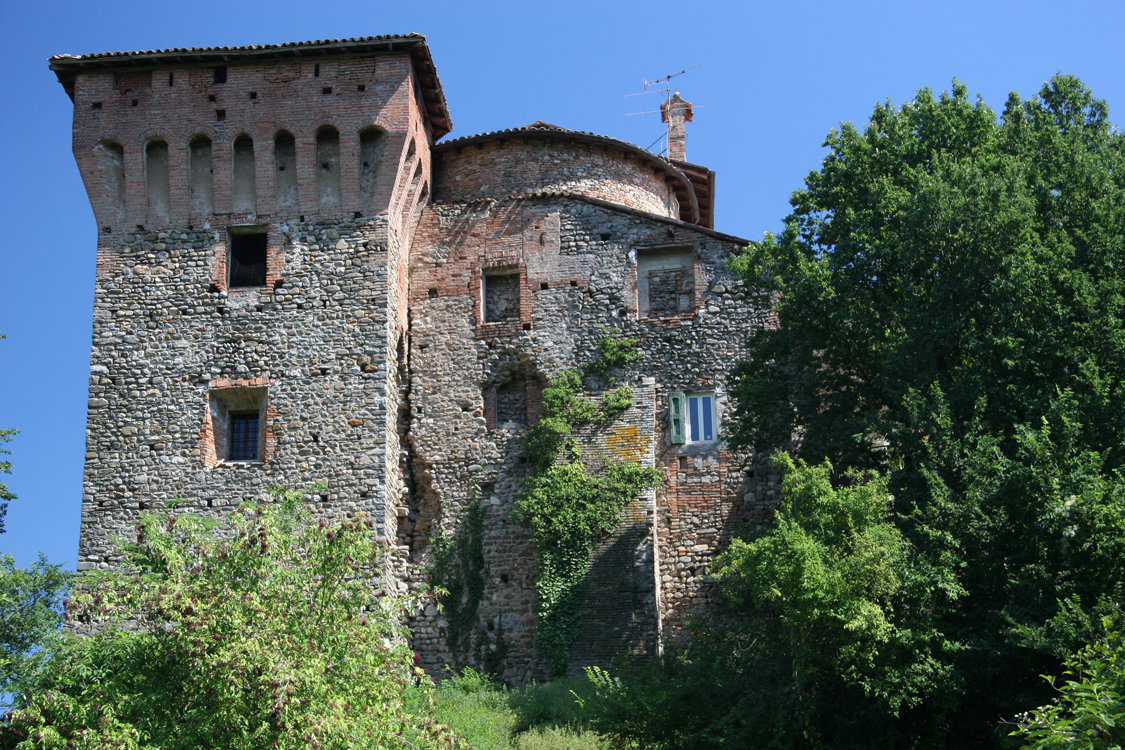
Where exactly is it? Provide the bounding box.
[1013,616,1125,749]
[0,553,70,698]
[726,74,1125,746]
[1,489,467,750]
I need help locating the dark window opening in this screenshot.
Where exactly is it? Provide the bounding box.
[322,87,332,95]
[131,99,138,106]
[570,280,578,287]
[215,109,226,121]
[540,282,549,290]
[229,413,259,461]
[428,288,438,299]
[168,73,174,87]
[314,63,320,77]
[229,231,267,288]
[249,91,257,99]
[678,456,689,472]
[357,84,366,92]
[208,94,216,102]
[213,66,227,84]
[91,102,102,109]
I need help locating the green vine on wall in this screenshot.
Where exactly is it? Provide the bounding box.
[515,333,661,677]
[430,493,507,674]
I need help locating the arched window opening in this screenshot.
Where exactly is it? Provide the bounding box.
[273,131,298,211]
[316,126,341,208]
[145,139,171,221]
[358,126,386,208]
[232,135,256,214]
[188,135,214,217]
[93,141,126,224]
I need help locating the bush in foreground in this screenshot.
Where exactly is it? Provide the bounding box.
[1,488,466,750]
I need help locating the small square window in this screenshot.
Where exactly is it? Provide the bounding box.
[638,248,694,318]
[213,66,227,84]
[482,271,520,323]
[207,384,267,465]
[228,229,267,288]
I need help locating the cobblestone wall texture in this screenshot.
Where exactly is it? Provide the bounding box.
[56,36,780,684]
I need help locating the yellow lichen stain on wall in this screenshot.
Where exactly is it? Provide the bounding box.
[606,424,648,462]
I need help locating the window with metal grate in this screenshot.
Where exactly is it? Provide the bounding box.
[229,412,259,461]
[229,231,267,287]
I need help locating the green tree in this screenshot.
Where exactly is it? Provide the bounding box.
[1013,617,1125,749]
[728,75,1125,745]
[0,332,17,534]
[0,553,70,698]
[583,456,962,749]
[0,489,467,750]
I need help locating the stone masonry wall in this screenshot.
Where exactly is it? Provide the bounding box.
[80,219,402,570]
[63,38,780,687]
[403,193,776,679]
[74,51,434,570]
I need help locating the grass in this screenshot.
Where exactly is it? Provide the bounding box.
[417,668,608,749]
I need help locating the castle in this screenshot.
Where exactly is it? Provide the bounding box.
[50,34,780,682]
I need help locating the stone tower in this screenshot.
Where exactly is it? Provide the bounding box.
[50,35,448,563]
[52,35,780,683]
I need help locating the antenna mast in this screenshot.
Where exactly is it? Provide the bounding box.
[625,64,701,157]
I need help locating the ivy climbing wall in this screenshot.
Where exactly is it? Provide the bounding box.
[568,379,658,671]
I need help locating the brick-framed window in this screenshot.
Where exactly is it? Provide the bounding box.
[482,378,544,430]
[228,229,267,287]
[475,263,531,335]
[482,270,520,323]
[210,225,284,293]
[637,247,695,319]
[203,377,275,466]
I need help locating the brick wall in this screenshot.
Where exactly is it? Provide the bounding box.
[69,53,424,233]
[434,137,681,219]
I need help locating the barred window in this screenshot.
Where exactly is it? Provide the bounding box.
[229,413,260,461]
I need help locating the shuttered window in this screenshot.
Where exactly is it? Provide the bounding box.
[669,391,686,444]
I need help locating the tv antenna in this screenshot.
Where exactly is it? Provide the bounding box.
[624,64,703,156]
[625,63,702,109]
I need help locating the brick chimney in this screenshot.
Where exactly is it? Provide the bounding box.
[660,92,693,162]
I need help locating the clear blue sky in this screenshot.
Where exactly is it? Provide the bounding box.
[2,0,1123,570]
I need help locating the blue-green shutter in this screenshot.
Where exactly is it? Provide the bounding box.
[669,391,686,444]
